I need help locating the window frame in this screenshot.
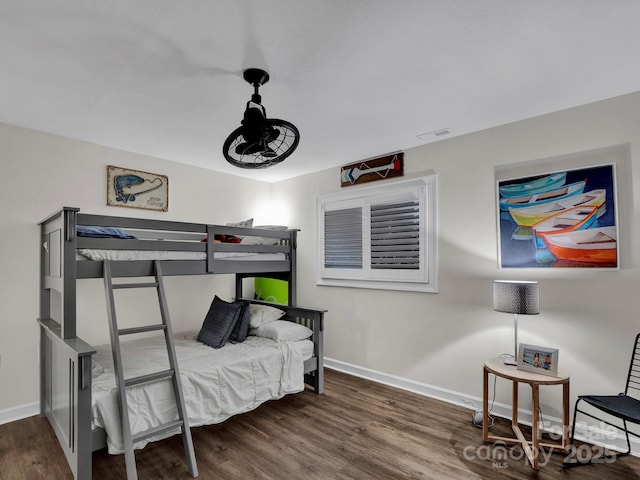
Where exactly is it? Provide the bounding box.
[316,175,437,293]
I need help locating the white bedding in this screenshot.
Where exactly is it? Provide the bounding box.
[77,249,286,261]
[91,332,313,454]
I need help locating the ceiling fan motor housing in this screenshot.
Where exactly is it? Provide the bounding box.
[243,68,270,87]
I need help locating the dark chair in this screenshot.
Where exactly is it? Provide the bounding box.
[563,332,640,468]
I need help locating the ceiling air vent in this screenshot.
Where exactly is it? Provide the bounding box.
[416,128,451,141]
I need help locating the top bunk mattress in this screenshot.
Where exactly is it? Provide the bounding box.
[73,222,292,264]
[77,249,286,262]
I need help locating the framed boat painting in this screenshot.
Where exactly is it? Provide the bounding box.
[497,163,618,269]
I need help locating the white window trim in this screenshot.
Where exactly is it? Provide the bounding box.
[316,175,438,293]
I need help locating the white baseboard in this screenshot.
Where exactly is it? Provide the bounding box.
[325,357,487,412]
[325,357,640,457]
[0,401,39,426]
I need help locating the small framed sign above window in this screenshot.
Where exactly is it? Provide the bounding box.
[340,152,404,187]
[317,175,438,293]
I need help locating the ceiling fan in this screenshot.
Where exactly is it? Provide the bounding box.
[223,68,300,169]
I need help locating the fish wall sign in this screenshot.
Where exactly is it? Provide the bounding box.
[340,152,404,187]
[107,165,169,211]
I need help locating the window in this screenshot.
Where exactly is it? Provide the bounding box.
[316,175,437,292]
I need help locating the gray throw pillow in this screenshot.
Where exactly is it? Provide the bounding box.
[228,300,251,343]
[197,296,243,348]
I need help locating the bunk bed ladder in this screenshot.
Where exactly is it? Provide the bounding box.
[103,259,198,480]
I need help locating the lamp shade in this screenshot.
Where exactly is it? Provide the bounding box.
[493,280,540,315]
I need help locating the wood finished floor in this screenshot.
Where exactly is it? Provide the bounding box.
[2,369,640,479]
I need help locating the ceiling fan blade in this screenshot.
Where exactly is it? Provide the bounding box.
[261,147,277,157]
[235,141,263,155]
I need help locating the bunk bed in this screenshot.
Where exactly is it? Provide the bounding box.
[38,207,325,480]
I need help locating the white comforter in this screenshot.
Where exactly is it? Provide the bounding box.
[91,333,312,454]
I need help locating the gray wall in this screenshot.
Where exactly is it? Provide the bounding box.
[1,91,639,426]
[278,91,640,418]
[0,123,271,412]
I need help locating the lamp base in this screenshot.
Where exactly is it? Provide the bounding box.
[503,355,517,366]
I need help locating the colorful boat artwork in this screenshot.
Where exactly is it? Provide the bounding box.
[498,172,567,198]
[508,189,606,227]
[499,181,586,213]
[531,206,599,249]
[498,162,617,269]
[542,226,617,265]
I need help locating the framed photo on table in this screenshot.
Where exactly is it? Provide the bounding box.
[517,343,559,377]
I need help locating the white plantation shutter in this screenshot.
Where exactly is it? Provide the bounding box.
[317,175,437,293]
[370,200,420,269]
[324,207,362,269]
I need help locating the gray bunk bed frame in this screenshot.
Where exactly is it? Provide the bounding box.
[38,207,325,480]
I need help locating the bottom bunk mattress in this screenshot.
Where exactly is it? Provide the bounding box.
[91,331,313,454]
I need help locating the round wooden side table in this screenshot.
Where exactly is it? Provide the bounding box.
[482,357,570,469]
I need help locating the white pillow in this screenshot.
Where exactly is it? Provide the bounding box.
[249,303,285,328]
[227,218,253,228]
[250,320,313,342]
[240,225,288,245]
[254,225,288,230]
[226,218,253,238]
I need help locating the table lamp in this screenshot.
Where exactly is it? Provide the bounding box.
[493,280,539,365]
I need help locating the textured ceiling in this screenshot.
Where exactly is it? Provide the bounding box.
[2,1,640,182]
